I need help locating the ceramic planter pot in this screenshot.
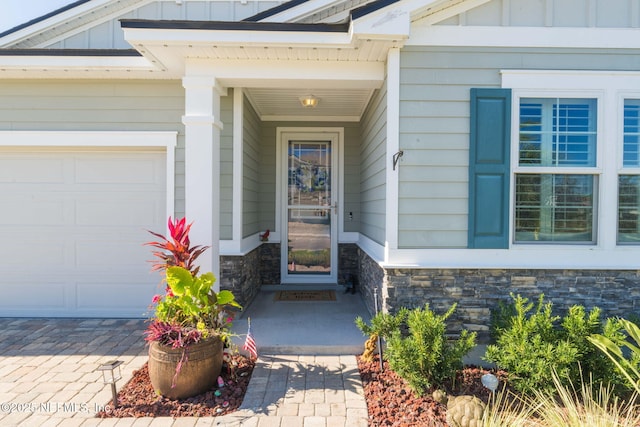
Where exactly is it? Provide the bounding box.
[148,336,223,399]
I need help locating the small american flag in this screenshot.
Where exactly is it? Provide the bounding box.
[243,318,258,359]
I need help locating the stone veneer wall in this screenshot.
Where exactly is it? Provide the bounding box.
[219,248,260,308]
[359,248,385,316]
[338,243,359,285]
[220,243,360,306]
[357,248,640,343]
[259,243,280,285]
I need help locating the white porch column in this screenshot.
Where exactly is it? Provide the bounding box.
[182,75,226,290]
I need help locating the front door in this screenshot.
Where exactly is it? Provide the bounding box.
[280,129,340,284]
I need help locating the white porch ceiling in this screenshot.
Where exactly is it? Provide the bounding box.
[244,87,375,122]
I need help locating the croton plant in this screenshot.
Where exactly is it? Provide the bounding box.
[145,216,209,276]
[144,217,241,349]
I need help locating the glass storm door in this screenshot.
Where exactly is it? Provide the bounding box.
[283,137,337,283]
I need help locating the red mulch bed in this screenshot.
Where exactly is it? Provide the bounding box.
[96,354,254,418]
[357,355,509,426]
[98,352,506,425]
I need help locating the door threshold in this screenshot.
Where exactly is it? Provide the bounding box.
[261,283,341,291]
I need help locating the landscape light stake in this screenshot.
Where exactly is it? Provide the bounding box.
[374,287,384,372]
[97,360,124,408]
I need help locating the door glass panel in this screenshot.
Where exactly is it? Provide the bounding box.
[287,141,331,275]
[287,209,331,274]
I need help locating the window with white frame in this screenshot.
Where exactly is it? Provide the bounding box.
[618,99,640,243]
[514,98,597,243]
[502,70,640,250]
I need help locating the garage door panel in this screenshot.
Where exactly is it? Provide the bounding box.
[0,157,65,183]
[76,282,157,314]
[75,198,163,226]
[2,198,66,225]
[75,239,150,269]
[75,156,164,185]
[0,281,68,309]
[0,149,166,317]
[1,235,68,265]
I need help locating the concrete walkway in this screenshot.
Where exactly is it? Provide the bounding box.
[0,293,371,426]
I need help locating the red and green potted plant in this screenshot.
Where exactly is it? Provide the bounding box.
[144,217,241,399]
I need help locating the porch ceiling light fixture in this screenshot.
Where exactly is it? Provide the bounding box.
[299,95,318,108]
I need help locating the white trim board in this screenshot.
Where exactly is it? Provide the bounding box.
[276,126,344,284]
[0,130,177,221]
[407,26,640,49]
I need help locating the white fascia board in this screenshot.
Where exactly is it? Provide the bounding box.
[350,6,411,41]
[0,0,147,48]
[407,25,640,49]
[254,0,346,23]
[0,55,154,71]
[32,1,154,49]
[124,27,353,47]
[413,0,490,25]
[186,58,384,88]
[384,247,640,270]
[350,0,469,41]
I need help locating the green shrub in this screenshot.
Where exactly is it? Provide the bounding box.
[355,308,407,339]
[385,303,476,396]
[562,306,628,390]
[489,297,518,341]
[485,294,577,394]
[589,317,640,394]
[486,294,630,395]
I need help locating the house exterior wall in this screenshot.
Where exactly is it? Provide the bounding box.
[359,246,640,342]
[41,0,282,49]
[0,81,185,217]
[359,43,640,335]
[257,120,362,236]
[220,93,234,240]
[398,46,640,249]
[0,79,241,233]
[359,78,387,246]
[441,0,639,27]
[243,93,262,238]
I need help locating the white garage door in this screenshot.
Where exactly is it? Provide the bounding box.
[0,148,167,317]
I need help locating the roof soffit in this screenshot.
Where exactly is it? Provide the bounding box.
[120,19,405,76]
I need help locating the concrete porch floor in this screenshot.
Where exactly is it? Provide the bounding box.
[230,287,372,356]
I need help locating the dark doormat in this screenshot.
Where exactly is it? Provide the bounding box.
[274,290,336,301]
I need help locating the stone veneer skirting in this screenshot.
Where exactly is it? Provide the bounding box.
[357,248,640,343]
[220,244,639,343]
[219,248,261,308]
[219,243,360,307]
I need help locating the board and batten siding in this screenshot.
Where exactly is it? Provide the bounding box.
[359,79,387,247]
[41,0,282,50]
[0,79,186,212]
[243,93,262,238]
[398,46,640,249]
[441,0,640,28]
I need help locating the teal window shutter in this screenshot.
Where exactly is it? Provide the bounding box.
[468,88,512,248]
